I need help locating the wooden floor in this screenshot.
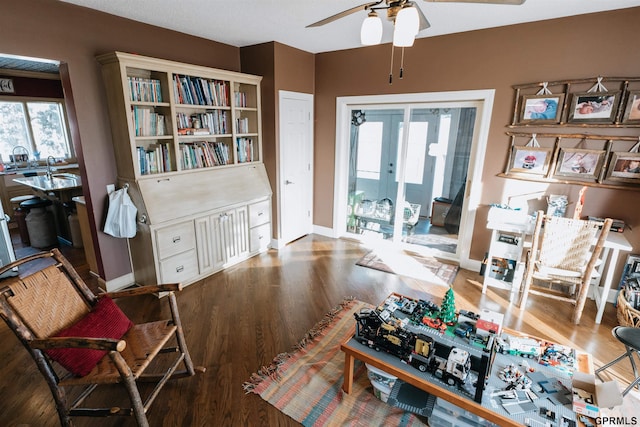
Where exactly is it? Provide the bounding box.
[0,234,633,426]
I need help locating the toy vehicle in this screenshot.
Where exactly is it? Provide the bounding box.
[454,321,475,338]
[458,309,480,321]
[353,308,468,386]
[422,316,447,332]
[429,347,471,386]
[496,335,541,358]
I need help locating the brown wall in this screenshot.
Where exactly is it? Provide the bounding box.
[314,8,640,265]
[241,42,315,238]
[2,0,240,281]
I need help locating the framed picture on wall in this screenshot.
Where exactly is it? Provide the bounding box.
[567,91,620,123]
[605,152,640,184]
[507,146,552,176]
[553,148,605,180]
[518,94,564,124]
[621,90,640,124]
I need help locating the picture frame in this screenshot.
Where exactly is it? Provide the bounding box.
[621,90,640,124]
[507,146,552,176]
[553,148,605,180]
[605,152,640,183]
[518,94,564,124]
[567,91,620,123]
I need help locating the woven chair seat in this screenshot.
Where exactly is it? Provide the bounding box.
[60,320,177,386]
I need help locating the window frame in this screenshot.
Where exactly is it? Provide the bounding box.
[0,95,76,163]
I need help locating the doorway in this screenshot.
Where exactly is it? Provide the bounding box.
[334,90,495,269]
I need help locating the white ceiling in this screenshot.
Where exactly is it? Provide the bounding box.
[59,0,640,54]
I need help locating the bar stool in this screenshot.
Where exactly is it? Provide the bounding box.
[20,198,58,249]
[595,326,640,396]
[10,194,37,245]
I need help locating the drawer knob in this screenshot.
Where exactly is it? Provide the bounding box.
[176,265,184,273]
[258,212,263,216]
[173,236,181,243]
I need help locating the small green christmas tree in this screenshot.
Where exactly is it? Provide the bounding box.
[438,286,457,324]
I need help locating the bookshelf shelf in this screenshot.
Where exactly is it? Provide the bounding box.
[97,51,272,289]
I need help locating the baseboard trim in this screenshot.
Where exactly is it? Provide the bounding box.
[100,272,136,292]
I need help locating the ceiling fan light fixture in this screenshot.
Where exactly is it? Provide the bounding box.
[360,11,383,46]
[396,6,420,35]
[392,6,419,47]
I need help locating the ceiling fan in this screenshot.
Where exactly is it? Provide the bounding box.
[307,0,526,33]
[306,0,526,83]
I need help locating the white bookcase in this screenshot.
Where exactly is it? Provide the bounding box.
[97,52,272,289]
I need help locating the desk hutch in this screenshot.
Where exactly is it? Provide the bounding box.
[97,52,272,289]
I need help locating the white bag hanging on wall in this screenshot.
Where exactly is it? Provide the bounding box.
[103,184,137,238]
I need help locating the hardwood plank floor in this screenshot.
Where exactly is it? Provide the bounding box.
[0,234,633,426]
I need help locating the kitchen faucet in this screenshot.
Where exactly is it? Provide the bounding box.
[46,156,57,180]
[11,146,29,169]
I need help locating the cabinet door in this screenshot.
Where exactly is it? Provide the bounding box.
[195,216,220,274]
[211,207,249,267]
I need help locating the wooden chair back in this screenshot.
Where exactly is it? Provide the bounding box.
[537,215,600,273]
[3,265,92,339]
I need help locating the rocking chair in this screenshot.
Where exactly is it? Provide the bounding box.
[0,248,203,426]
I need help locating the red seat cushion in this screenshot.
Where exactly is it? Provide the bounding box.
[45,296,133,377]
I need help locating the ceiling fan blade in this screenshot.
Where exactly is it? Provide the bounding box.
[407,2,431,31]
[307,2,382,28]
[424,0,526,4]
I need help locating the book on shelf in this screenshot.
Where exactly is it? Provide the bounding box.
[172,74,230,107]
[128,76,162,103]
[131,106,166,136]
[235,92,247,108]
[137,143,171,175]
[180,140,230,170]
[587,216,626,232]
[236,117,249,134]
[236,137,254,163]
[177,127,211,136]
[176,111,228,134]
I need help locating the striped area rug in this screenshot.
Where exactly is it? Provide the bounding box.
[243,298,427,426]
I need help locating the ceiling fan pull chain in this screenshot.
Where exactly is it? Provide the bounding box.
[399,47,405,79]
[389,44,395,84]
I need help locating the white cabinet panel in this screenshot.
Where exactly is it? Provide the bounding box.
[155,221,196,260]
[159,249,199,283]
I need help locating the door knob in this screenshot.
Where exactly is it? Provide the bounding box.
[285,180,295,185]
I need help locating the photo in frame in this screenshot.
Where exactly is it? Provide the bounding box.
[568,91,620,123]
[508,146,552,176]
[554,148,605,180]
[518,94,564,124]
[622,90,640,123]
[605,152,640,184]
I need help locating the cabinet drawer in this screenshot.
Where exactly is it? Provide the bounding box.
[250,223,271,253]
[249,199,270,227]
[159,249,199,284]
[156,221,196,260]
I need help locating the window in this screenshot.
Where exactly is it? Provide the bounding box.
[0,98,72,164]
[356,121,383,180]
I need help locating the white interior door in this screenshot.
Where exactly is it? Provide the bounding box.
[278,91,314,246]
